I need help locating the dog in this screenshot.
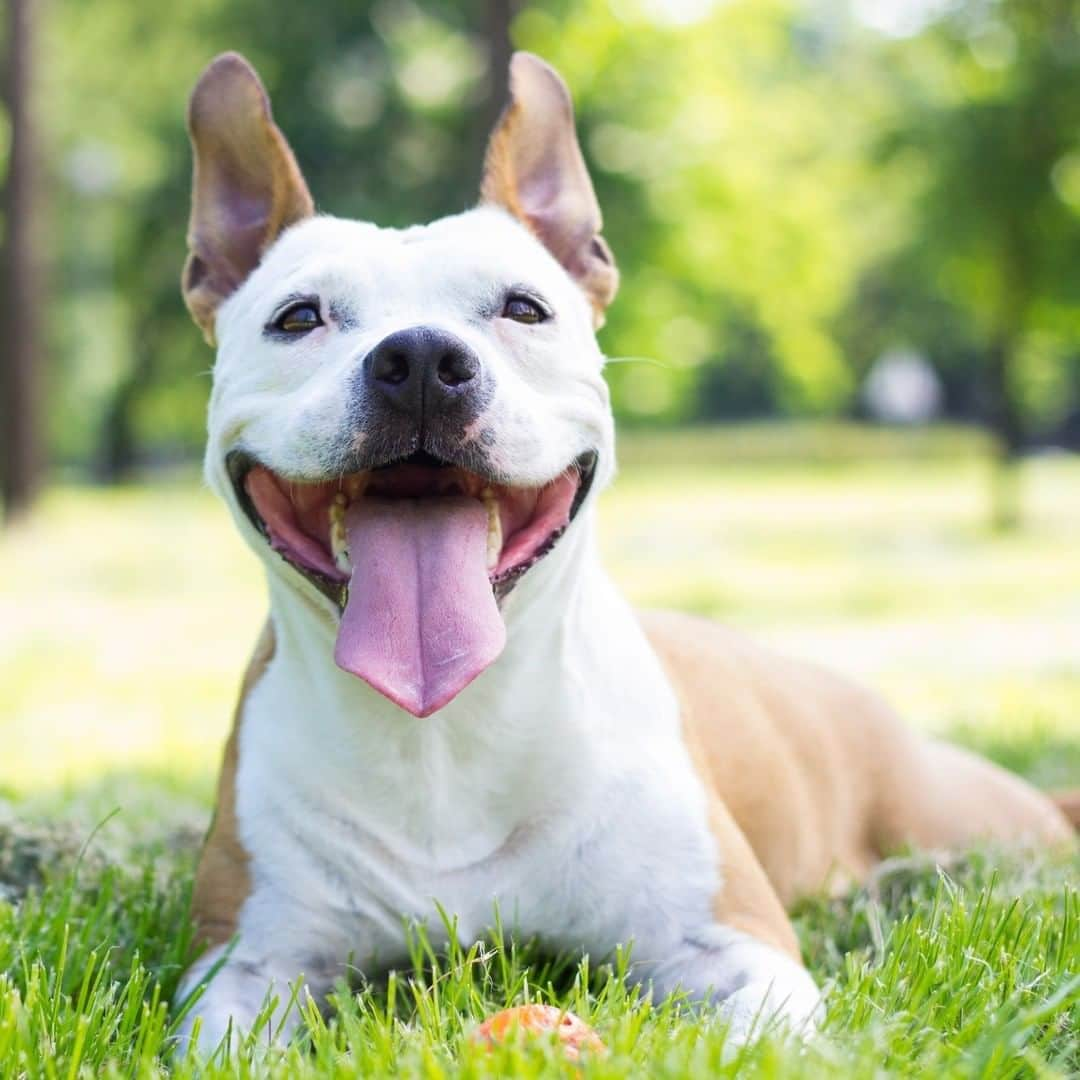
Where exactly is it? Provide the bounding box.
[174,49,1078,1056]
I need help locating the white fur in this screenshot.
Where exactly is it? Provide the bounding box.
[176,208,821,1056]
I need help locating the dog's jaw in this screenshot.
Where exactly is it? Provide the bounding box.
[206,438,604,716]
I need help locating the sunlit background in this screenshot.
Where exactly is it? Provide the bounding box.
[2,0,1078,815]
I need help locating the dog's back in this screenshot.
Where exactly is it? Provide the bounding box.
[644,609,1075,906]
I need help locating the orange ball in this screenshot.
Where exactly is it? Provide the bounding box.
[470,1004,606,1060]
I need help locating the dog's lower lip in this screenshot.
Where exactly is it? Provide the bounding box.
[225,448,598,606]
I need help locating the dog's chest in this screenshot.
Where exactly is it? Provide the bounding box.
[232,633,720,967]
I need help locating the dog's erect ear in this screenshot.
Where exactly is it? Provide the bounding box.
[182,52,314,344]
[481,53,617,323]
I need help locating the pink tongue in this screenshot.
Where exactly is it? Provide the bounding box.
[334,496,506,717]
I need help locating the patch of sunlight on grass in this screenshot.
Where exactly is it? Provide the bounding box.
[2,480,264,796]
[604,457,1080,622]
[2,450,1078,798]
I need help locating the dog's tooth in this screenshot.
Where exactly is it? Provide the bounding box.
[482,487,502,571]
[329,492,352,575]
[346,475,368,500]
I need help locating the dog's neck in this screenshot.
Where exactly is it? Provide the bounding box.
[246,508,679,866]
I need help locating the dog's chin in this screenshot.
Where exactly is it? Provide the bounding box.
[226,447,598,608]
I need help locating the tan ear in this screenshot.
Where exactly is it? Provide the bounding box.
[481,52,617,324]
[182,52,314,344]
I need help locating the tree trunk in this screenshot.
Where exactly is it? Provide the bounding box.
[97,369,141,482]
[1,0,43,523]
[95,315,157,482]
[471,0,517,175]
[485,0,515,126]
[984,337,1023,532]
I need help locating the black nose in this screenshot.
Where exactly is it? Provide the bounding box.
[364,327,482,420]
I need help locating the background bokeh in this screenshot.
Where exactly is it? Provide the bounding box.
[1,0,1078,803]
[4,0,1080,489]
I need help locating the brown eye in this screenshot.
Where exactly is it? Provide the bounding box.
[502,295,547,324]
[274,302,322,334]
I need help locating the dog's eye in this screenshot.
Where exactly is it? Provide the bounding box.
[274,302,323,334]
[502,295,547,324]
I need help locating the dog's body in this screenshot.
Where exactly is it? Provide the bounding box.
[175,52,1076,1056]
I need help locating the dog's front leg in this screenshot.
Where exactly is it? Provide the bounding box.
[635,795,822,1044]
[644,925,822,1043]
[172,898,352,1060]
[172,946,315,1059]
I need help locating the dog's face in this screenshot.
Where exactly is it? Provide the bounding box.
[184,52,618,717]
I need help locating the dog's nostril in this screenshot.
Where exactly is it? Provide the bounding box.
[373,351,410,386]
[437,350,477,388]
[364,328,483,410]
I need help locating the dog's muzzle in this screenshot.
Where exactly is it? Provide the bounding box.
[364,326,490,423]
[346,326,495,470]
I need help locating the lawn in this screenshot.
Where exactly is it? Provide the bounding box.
[1,430,1077,1076]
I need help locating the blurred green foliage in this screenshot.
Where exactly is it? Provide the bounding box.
[8,0,1080,471]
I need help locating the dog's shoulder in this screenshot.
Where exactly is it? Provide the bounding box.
[235,618,276,699]
[189,619,276,947]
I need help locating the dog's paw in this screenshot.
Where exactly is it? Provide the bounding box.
[172,1005,241,1062]
[172,989,309,1062]
[644,923,824,1048]
[714,972,824,1047]
[171,948,310,1062]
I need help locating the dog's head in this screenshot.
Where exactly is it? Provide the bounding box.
[185,51,618,717]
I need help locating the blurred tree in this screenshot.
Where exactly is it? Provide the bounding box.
[483,0,517,129]
[514,0,898,425]
[1,0,44,521]
[27,0,1080,486]
[866,0,1080,528]
[696,313,779,420]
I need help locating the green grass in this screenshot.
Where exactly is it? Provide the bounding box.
[0,836,1076,1077]
[1,434,1078,1076]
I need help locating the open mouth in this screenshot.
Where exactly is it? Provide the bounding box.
[227,448,597,716]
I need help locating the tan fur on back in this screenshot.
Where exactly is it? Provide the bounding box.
[190,620,276,948]
[642,609,1075,912]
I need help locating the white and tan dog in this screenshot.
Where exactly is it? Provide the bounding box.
[175,50,1077,1055]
